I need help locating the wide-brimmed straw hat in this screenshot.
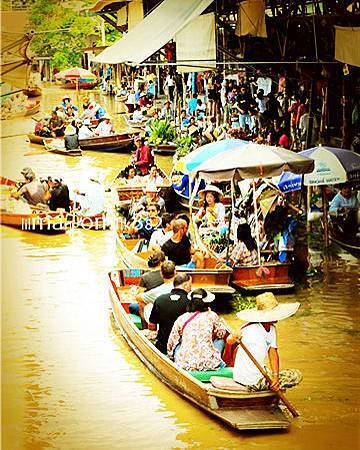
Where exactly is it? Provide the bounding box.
[187,289,215,303]
[236,292,300,323]
[198,184,224,201]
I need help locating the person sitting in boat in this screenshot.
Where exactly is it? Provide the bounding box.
[142,165,164,189]
[116,165,142,186]
[94,114,115,137]
[139,92,151,108]
[127,202,162,244]
[149,212,175,251]
[132,136,154,175]
[161,219,205,269]
[148,273,192,354]
[49,110,65,137]
[34,117,51,137]
[139,250,166,292]
[135,260,176,328]
[55,105,66,120]
[175,109,190,132]
[132,185,166,216]
[47,177,71,212]
[231,292,302,392]
[61,96,78,111]
[64,122,79,151]
[10,167,48,206]
[78,118,94,140]
[167,288,228,371]
[132,104,144,123]
[329,183,359,236]
[74,172,105,216]
[221,222,258,267]
[196,185,226,230]
[65,105,78,120]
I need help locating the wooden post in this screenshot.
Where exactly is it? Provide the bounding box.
[306,185,312,233]
[321,186,329,247]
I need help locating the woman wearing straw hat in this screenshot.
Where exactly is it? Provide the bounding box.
[232,292,302,392]
[196,185,226,230]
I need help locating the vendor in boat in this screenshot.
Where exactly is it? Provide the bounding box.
[47,177,71,212]
[94,114,115,137]
[132,104,144,122]
[61,96,78,111]
[64,122,79,151]
[220,222,258,267]
[160,101,174,120]
[49,110,65,137]
[149,212,174,251]
[329,183,359,235]
[10,167,48,206]
[148,273,192,354]
[34,117,51,137]
[142,165,164,189]
[132,136,154,175]
[167,288,228,371]
[196,185,226,229]
[78,118,94,140]
[231,292,302,392]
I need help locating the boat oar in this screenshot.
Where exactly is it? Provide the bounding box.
[237,338,299,417]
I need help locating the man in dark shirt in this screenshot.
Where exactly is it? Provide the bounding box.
[149,273,192,354]
[48,178,71,212]
[161,219,192,266]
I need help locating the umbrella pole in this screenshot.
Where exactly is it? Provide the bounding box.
[321,186,329,247]
[225,179,235,263]
[252,180,261,265]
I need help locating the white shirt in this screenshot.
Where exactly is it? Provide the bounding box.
[78,125,93,140]
[142,282,173,305]
[132,110,144,122]
[149,229,173,248]
[233,323,277,385]
[95,120,113,136]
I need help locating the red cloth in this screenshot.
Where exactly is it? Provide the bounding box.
[278,133,290,149]
[135,145,154,175]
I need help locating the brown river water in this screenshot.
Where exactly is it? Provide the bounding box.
[1,87,359,450]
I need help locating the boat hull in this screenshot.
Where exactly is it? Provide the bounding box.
[231,264,294,291]
[79,133,134,152]
[108,269,290,431]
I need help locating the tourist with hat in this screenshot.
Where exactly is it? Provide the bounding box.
[232,292,302,392]
[196,184,226,229]
[10,167,48,206]
[94,114,114,137]
[61,96,78,111]
[167,288,228,371]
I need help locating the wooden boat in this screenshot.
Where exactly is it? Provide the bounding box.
[112,168,173,205]
[115,95,128,103]
[61,81,97,90]
[150,143,177,155]
[27,133,46,145]
[115,233,234,294]
[108,268,291,431]
[79,133,135,152]
[125,116,147,130]
[191,216,294,291]
[44,139,82,157]
[23,87,42,97]
[329,219,360,258]
[2,100,41,120]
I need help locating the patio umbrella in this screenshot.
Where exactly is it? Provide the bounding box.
[55,67,97,82]
[277,146,360,191]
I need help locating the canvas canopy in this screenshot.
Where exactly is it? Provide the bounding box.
[335,26,360,67]
[95,0,213,64]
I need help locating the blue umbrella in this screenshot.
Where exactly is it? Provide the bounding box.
[277,172,302,193]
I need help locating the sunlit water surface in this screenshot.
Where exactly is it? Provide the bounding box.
[2,87,359,449]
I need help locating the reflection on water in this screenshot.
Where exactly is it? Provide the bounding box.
[2,88,359,450]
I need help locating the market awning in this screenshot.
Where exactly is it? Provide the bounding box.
[94,0,213,65]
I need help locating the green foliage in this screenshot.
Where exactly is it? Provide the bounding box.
[175,135,193,157]
[28,0,100,69]
[232,293,256,312]
[147,119,176,146]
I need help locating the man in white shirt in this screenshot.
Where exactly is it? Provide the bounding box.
[232,292,302,391]
[95,115,114,136]
[78,118,93,140]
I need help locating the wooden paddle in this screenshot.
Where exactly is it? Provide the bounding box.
[237,338,299,417]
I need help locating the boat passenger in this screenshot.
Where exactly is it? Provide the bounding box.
[329,183,359,236]
[49,110,65,137]
[132,104,144,122]
[94,114,114,136]
[231,292,302,392]
[64,123,79,151]
[139,250,166,291]
[74,172,105,216]
[47,177,71,212]
[160,101,174,120]
[132,136,154,175]
[167,288,228,371]
[135,260,176,328]
[149,213,175,251]
[127,202,162,243]
[62,96,78,111]
[223,222,258,267]
[78,118,94,140]
[142,165,164,189]
[148,273,192,354]
[10,167,48,206]
[132,185,165,216]
[196,185,226,229]
[117,165,142,186]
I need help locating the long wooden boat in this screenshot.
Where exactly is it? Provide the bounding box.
[108,268,290,431]
[27,133,46,145]
[79,133,135,152]
[191,216,294,291]
[112,168,173,204]
[151,143,177,155]
[115,233,234,294]
[125,116,147,130]
[329,220,360,258]
[23,87,42,97]
[61,81,97,90]
[2,101,41,120]
[44,139,83,157]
